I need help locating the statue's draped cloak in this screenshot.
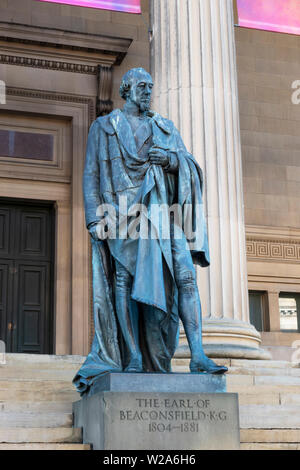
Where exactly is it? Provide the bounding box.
[73,110,210,395]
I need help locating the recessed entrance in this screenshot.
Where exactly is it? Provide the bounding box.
[0,199,55,353]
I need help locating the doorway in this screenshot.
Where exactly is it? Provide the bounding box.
[0,199,54,353]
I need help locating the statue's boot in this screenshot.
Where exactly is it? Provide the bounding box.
[115,262,143,373]
[178,276,228,375]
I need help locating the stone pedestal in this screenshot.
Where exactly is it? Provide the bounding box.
[150,0,270,360]
[73,373,240,450]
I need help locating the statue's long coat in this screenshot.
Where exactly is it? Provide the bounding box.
[73,109,210,395]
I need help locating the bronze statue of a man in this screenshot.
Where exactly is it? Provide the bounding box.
[73,68,227,394]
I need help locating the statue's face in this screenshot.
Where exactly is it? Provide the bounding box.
[128,73,153,112]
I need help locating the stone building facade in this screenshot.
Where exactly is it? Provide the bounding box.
[0,0,299,361]
[236,25,300,358]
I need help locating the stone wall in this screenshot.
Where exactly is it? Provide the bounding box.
[235,26,300,350]
[235,26,300,229]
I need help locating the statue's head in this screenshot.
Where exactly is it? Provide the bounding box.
[119,68,153,112]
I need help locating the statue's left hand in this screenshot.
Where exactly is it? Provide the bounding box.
[149,147,169,167]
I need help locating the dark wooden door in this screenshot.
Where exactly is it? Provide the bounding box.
[0,201,54,353]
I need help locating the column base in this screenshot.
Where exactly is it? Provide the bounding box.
[175,319,272,360]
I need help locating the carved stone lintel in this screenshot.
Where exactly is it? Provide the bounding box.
[96,65,113,117]
[0,54,97,75]
[7,86,96,125]
[0,22,132,66]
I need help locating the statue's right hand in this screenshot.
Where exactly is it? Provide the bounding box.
[88,225,99,241]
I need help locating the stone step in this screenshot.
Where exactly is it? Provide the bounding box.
[0,389,78,402]
[239,405,300,429]
[0,368,78,380]
[280,393,300,405]
[227,366,300,377]
[227,373,300,388]
[172,358,300,370]
[0,374,293,400]
[0,443,91,450]
[171,365,189,373]
[0,401,73,413]
[253,375,300,386]
[227,375,255,386]
[172,361,300,378]
[171,364,291,378]
[3,354,86,367]
[240,429,300,443]
[229,384,300,395]
[0,411,73,428]
[4,355,299,370]
[0,378,76,392]
[2,375,299,400]
[237,392,280,405]
[226,374,300,393]
[230,359,300,370]
[171,358,230,367]
[172,365,300,379]
[12,373,300,392]
[240,443,300,450]
[3,364,300,380]
[0,379,78,403]
[238,392,300,405]
[0,427,82,443]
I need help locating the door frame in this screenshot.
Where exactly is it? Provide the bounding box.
[0,90,94,355]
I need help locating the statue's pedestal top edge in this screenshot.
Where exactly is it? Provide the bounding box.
[86,372,227,397]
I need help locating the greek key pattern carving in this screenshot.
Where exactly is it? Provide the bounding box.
[0,54,97,75]
[246,238,300,263]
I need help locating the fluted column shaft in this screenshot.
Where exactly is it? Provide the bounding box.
[150,0,268,358]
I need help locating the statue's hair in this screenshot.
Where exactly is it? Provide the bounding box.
[119,68,152,100]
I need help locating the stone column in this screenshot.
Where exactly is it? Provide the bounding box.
[150,0,269,359]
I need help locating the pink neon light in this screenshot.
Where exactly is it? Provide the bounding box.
[35,0,141,14]
[237,0,300,35]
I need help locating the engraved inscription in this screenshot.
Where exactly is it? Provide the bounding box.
[119,397,228,434]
